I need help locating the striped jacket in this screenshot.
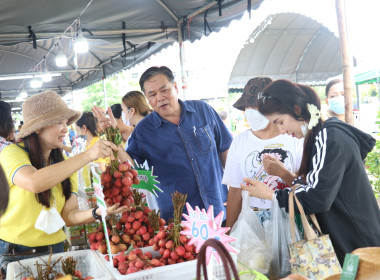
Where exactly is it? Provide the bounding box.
[276,117,380,264]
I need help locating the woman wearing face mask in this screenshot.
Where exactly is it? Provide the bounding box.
[325,79,345,122]
[121,91,152,126]
[120,91,152,150]
[110,103,134,143]
[93,91,159,211]
[0,91,128,277]
[92,91,152,158]
[223,77,304,229]
[242,80,380,264]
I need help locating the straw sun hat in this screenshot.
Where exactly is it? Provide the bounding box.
[17,90,81,140]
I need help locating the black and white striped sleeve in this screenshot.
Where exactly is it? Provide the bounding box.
[275,128,345,215]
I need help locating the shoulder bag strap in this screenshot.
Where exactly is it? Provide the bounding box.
[293,194,318,240]
[309,214,322,235]
[288,191,296,243]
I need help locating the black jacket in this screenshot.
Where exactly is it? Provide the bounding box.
[276,117,380,263]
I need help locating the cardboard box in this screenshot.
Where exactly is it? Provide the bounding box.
[69,224,86,245]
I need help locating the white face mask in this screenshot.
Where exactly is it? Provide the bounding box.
[122,112,130,126]
[35,189,66,234]
[122,108,132,126]
[245,108,269,131]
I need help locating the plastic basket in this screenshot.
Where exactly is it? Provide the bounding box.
[6,249,114,280]
[96,246,238,280]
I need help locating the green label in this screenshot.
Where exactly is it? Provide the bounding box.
[132,161,162,196]
[340,253,359,280]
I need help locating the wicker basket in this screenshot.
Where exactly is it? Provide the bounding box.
[324,247,380,280]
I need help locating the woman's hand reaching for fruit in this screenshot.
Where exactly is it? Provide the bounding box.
[96,203,130,217]
[86,139,117,161]
[241,177,274,200]
[92,106,117,130]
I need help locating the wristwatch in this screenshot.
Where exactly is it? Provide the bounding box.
[92,206,101,220]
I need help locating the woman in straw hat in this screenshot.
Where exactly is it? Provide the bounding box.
[0,91,129,277]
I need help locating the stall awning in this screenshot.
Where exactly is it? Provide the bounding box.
[0,0,264,104]
[228,12,344,88]
[355,69,380,85]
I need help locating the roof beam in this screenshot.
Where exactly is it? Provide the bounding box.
[155,0,180,22]
[187,1,218,20]
[0,68,101,78]
[0,86,72,93]
[0,28,179,39]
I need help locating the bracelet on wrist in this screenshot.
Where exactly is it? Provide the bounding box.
[92,206,101,220]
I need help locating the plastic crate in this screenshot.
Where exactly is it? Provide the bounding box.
[6,249,114,280]
[96,246,238,280]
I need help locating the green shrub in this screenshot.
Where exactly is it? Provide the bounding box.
[366,110,380,197]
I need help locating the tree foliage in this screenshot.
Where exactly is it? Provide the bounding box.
[366,110,380,198]
[81,74,140,111]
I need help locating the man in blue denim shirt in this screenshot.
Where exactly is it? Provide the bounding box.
[126,66,232,221]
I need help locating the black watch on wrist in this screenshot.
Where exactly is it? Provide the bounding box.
[92,206,101,220]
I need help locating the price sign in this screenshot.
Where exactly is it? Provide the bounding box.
[132,161,162,196]
[181,203,237,265]
[90,163,113,263]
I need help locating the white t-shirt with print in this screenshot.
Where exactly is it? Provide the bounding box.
[222,129,303,209]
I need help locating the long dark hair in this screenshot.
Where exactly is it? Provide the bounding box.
[258,79,323,179]
[0,101,14,140]
[23,133,72,208]
[0,164,9,216]
[76,111,97,136]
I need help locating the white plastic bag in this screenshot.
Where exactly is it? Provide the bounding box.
[230,191,271,274]
[268,193,301,278]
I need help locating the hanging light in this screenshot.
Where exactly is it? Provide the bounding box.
[16,95,23,102]
[56,50,68,67]
[20,89,28,99]
[30,78,43,88]
[74,30,89,53]
[41,72,52,82]
[41,59,52,82]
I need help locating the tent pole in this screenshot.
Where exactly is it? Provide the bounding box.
[102,66,108,109]
[178,23,187,100]
[335,0,354,125]
[356,84,360,111]
[71,90,75,110]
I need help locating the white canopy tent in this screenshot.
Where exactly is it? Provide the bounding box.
[228,12,346,88]
[0,0,265,110]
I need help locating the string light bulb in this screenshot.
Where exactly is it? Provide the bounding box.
[74,30,89,53]
[41,72,52,82]
[41,64,52,82]
[56,50,68,67]
[30,78,43,88]
[20,89,28,99]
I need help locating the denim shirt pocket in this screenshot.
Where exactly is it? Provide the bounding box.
[0,239,10,254]
[191,124,216,153]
